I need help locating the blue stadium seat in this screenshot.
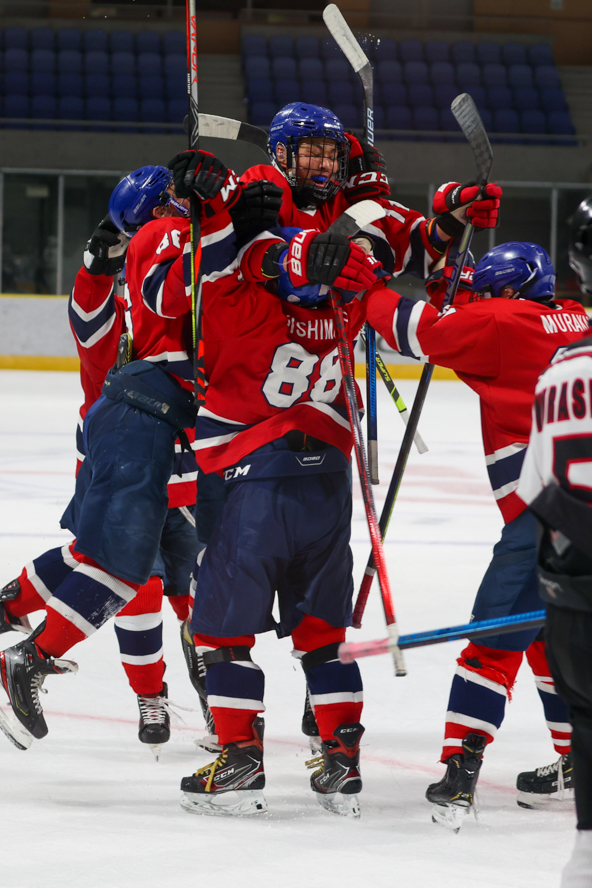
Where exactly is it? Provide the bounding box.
[429,62,454,85]
[547,110,575,135]
[358,37,376,61]
[138,52,162,78]
[136,32,161,55]
[482,64,508,87]
[321,38,343,61]
[167,97,187,124]
[86,96,111,121]
[298,57,323,80]
[164,54,186,77]
[117,75,137,100]
[164,73,185,100]
[529,44,554,67]
[5,72,29,95]
[242,35,267,58]
[31,72,56,97]
[32,94,56,128]
[58,95,84,124]
[381,81,407,106]
[140,98,166,131]
[139,73,164,100]
[85,74,110,99]
[31,28,55,51]
[487,86,513,110]
[58,72,83,97]
[275,78,299,105]
[85,52,109,76]
[5,28,28,51]
[513,87,540,111]
[162,32,185,55]
[399,40,423,63]
[433,83,458,109]
[5,94,30,123]
[386,104,411,129]
[57,29,81,52]
[247,78,274,104]
[58,50,82,74]
[456,62,481,88]
[295,37,319,59]
[250,101,275,125]
[409,83,434,106]
[5,49,28,72]
[271,56,296,80]
[84,31,108,53]
[325,59,351,81]
[403,61,429,84]
[451,41,475,64]
[539,87,568,112]
[440,107,459,132]
[31,50,56,74]
[244,55,270,80]
[301,80,327,106]
[376,60,402,83]
[413,106,439,136]
[508,64,534,88]
[493,108,519,132]
[374,105,385,129]
[328,80,354,105]
[476,42,500,65]
[269,35,293,59]
[521,109,546,133]
[479,108,493,130]
[502,43,527,66]
[374,38,397,62]
[333,103,360,128]
[425,40,449,63]
[113,97,138,130]
[110,30,134,54]
[112,52,136,76]
[466,86,487,109]
[535,66,561,89]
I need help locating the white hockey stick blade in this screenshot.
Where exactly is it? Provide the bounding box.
[323,5,368,72]
[451,94,493,185]
[329,200,386,238]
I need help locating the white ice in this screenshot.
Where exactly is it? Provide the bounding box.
[0,371,576,888]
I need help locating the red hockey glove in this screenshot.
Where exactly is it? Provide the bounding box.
[343,132,390,202]
[167,149,241,213]
[433,181,502,237]
[287,230,382,293]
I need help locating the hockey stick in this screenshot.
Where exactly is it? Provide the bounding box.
[326,200,406,676]
[339,610,546,662]
[352,94,493,628]
[359,328,428,455]
[323,3,379,485]
[185,113,269,157]
[186,0,206,404]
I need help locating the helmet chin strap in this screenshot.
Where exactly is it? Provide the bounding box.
[168,195,190,218]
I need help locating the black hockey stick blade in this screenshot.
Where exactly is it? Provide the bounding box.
[183,114,269,156]
[451,93,493,185]
[328,199,386,237]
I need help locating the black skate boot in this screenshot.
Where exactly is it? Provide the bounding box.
[137,682,171,760]
[516,752,573,809]
[180,717,267,817]
[307,723,364,818]
[0,580,31,635]
[426,733,487,832]
[0,635,77,749]
[180,619,220,752]
[301,688,321,752]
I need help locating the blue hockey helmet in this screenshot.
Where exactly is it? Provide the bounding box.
[109,165,177,234]
[268,103,350,205]
[472,242,556,301]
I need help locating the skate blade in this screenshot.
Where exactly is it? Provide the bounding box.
[194,733,222,754]
[315,792,361,819]
[148,744,163,761]
[0,707,33,750]
[431,803,471,833]
[180,789,268,817]
[517,788,575,809]
[307,736,323,754]
[54,658,78,675]
[12,616,32,635]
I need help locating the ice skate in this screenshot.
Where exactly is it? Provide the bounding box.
[180,618,218,746]
[137,682,171,760]
[180,717,267,817]
[307,723,364,819]
[426,733,486,832]
[301,688,322,753]
[516,752,574,809]
[0,635,77,746]
[0,580,31,635]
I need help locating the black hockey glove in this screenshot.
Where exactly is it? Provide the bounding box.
[229,180,283,245]
[83,216,129,276]
[344,132,390,201]
[167,149,240,214]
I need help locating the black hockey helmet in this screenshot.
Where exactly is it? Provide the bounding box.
[569,196,592,295]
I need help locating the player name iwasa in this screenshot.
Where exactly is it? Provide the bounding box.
[534,378,592,430]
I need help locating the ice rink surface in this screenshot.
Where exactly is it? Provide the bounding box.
[0,371,576,888]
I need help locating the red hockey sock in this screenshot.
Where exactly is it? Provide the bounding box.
[4,567,46,618]
[210,707,261,746]
[167,594,190,622]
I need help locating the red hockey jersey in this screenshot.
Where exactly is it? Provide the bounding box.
[366,288,590,522]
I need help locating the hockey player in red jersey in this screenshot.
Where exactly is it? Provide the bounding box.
[366,241,588,828]
[0,151,281,752]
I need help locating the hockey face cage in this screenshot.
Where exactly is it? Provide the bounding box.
[272,136,350,205]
